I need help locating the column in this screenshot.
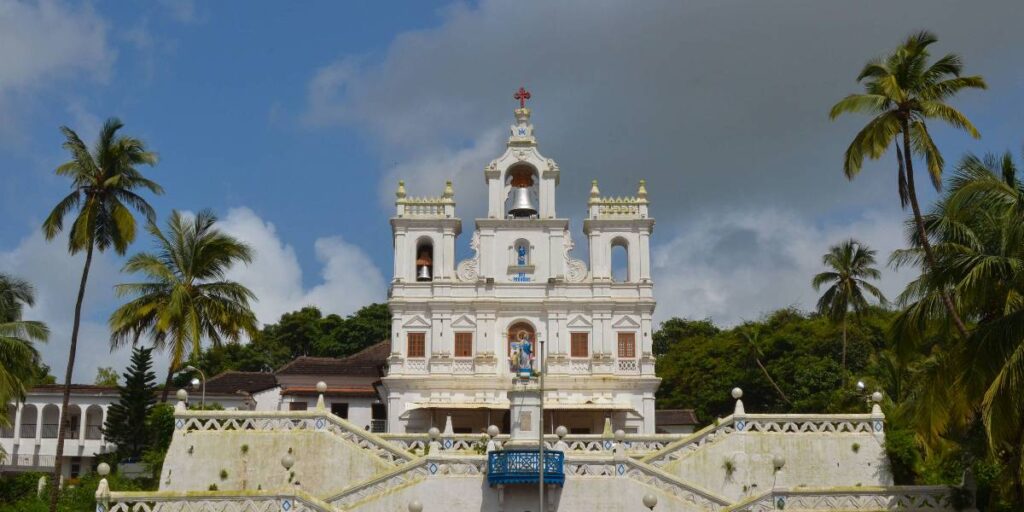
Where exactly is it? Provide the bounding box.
[78,409,87,442]
[34,405,43,441]
[638,231,651,281]
[13,403,22,442]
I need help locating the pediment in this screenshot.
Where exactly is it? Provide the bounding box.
[402,315,431,329]
[451,315,477,329]
[566,315,592,328]
[612,316,641,329]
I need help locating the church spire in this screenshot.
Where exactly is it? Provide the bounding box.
[508,86,536,147]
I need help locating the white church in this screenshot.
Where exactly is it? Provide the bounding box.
[384,95,658,435]
[94,93,973,512]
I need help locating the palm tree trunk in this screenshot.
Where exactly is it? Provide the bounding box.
[754,356,791,405]
[48,242,92,512]
[900,124,970,338]
[161,362,176,403]
[841,317,847,378]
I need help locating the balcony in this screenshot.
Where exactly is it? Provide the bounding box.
[19,424,35,438]
[86,425,103,440]
[487,449,565,487]
[617,359,640,374]
[41,423,58,439]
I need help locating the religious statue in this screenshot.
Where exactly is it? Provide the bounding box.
[516,243,528,266]
[509,330,535,376]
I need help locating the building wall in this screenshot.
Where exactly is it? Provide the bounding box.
[159,429,393,496]
[662,431,892,501]
[1,391,116,477]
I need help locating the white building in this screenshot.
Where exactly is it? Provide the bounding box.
[1,385,116,478]
[382,102,660,434]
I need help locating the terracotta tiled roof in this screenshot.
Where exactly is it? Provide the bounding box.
[280,386,377,397]
[655,409,698,426]
[275,341,390,377]
[29,384,118,395]
[204,371,278,394]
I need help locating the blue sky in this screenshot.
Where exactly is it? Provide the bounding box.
[2,0,1023,381]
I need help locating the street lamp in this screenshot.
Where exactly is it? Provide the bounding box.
[182,365,206,407]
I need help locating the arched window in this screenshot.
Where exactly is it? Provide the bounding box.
[415,238,434,282]
[611,238,629,282]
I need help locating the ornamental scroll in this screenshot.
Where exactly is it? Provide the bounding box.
[457,231,481,281]
[563,230,588,283]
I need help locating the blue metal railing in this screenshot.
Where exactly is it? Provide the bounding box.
[487,449,565,487]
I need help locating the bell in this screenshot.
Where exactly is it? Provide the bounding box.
[508,187,537,218]
[416,264,432,281]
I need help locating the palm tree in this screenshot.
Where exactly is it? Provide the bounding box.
[812,239,886,377]
[738,325,791,406]
[109,209,258,401]
[892,151,1024,501]
[0,273,49,410]
[41,118,159,509]
[829,30,986,339]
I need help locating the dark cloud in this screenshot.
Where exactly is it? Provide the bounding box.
[303,0,1024,324]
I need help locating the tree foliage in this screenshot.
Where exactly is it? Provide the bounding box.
[0,273,49,408]
[102,346,157,461]
[187,303,391,377]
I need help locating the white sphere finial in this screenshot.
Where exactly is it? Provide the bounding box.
[97,462,110,476]
[316,381,327,393]
[428,427,440,440]
[731,387,743,399]
[871,391,883,403]
[408,500,423,512]
[487,425,500,438]
[176,388,188,401]
[281,453,295,470]
[642,493,658,510]
[614,429,626,442]
[555,425,568,439]
[772,454,786,470]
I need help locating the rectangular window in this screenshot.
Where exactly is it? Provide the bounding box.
[289,401,308,411]
[618,332,636,359]
[570,332,589,358]
[331,403,349,419]
[454,332,473,358]
[407,332,426,358]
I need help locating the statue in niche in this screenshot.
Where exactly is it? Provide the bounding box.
[517,243,528,266]
[509,330,535,376]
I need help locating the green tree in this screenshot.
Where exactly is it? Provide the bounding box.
[40,118,159,509]
[812,239,886,377]
[102,346,157,460]
[652,317,719,356]
[109,209,258,402]
[830,31,985,338]
[892,151,1024,504]
[94,367,119,387]
[0,274,49,408]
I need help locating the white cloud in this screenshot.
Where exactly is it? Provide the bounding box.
[651,207,912,326]
[0,207,385,382]
[0,228,132,384]
[217,207,386,324]
[0,0,113,143]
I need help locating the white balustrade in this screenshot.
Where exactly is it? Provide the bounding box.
[452,359,475,374]
[617,358,640,374]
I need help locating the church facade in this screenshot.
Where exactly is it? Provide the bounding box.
[382,102,660,435]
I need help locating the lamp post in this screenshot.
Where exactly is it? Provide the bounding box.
[538,337,546,512]
[183,365,206,407]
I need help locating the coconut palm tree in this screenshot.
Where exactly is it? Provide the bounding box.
[0,273,49,410]
[812,239,886,377]
[41,118,159,509]
[892,151,1024,501]
[829,30,986,339]
[109,209,258,401]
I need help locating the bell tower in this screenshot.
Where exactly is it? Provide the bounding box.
[485,88,560,220]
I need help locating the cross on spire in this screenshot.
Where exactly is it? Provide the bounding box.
[514,87,531,108]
